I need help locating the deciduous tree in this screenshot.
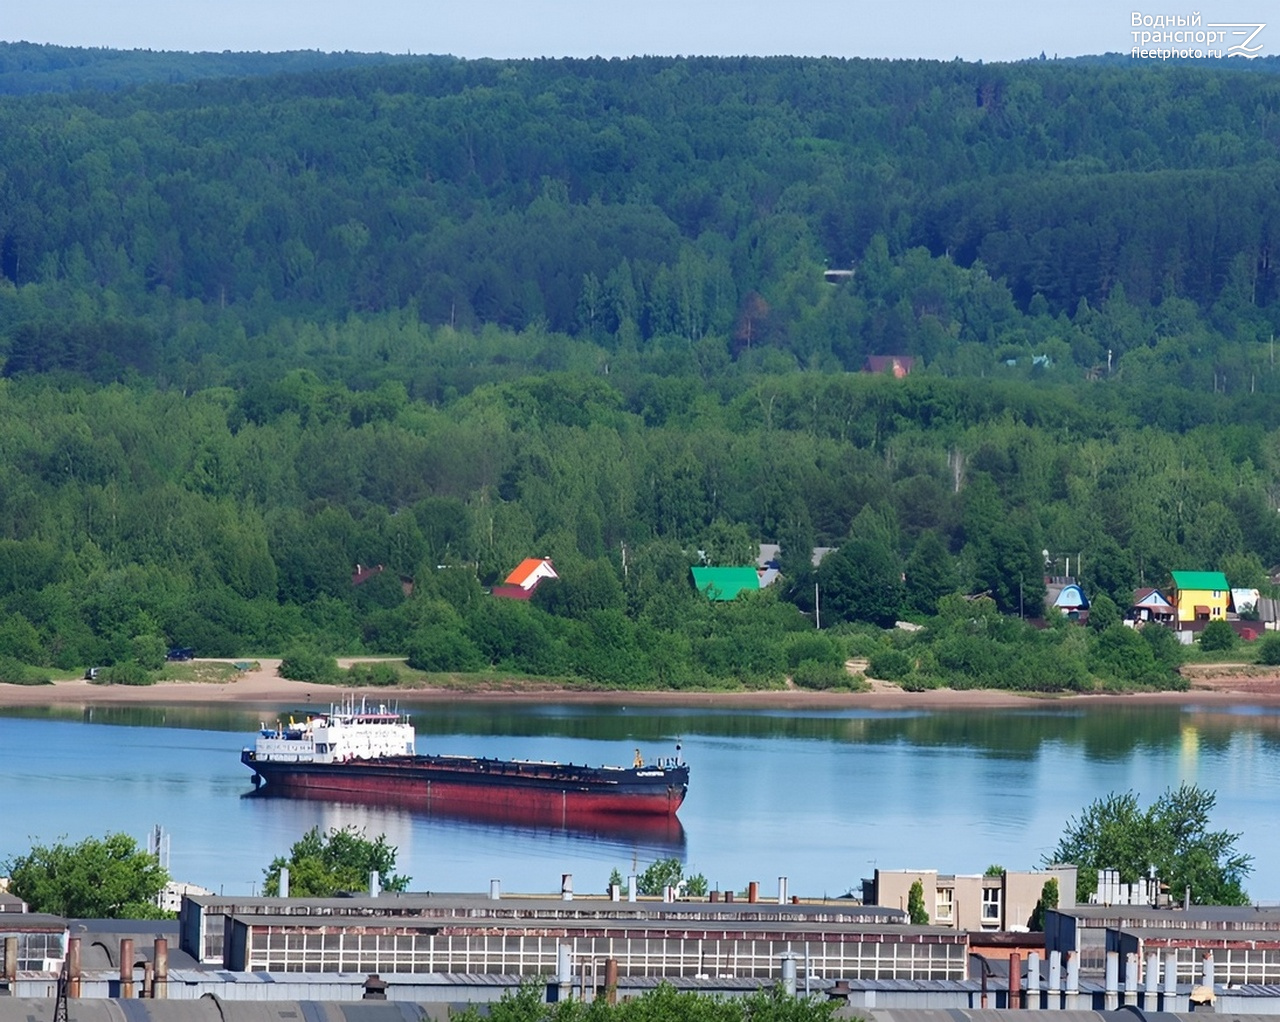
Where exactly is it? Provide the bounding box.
[263,826,410,897]
[907,878,929,924]
[1046,784,1251,905]
[5,832,170,918]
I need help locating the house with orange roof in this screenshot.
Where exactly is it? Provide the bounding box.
[863,355,915,377]
[492,557,558,600]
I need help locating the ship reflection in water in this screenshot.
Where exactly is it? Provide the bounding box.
[242,786,688,853]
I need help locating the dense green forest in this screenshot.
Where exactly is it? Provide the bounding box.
[2,47,1280,692]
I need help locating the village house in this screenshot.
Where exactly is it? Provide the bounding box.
[1044,577,1089,622]
[491,557,558,600]
[690,565,760,601]
[1131,587,1176,625]
[1169,570,1233,623]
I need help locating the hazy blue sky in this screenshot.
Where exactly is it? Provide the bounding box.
[1,0,1271,61]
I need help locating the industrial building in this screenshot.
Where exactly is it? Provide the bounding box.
[7,885,1280,1015]
[862,867,1078,932]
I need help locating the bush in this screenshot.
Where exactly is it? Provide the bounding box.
[790,658,848,690]
[783,632,844,669]
[279,646,341,683]
[345,661,401,686]
[0,656,51,685]
[406,628,486,672]
[133,634,168,670]
[1257,634,1280,666]
[99,661,153,686]
[1199,620,1236,653]
[868,649,912,681]
[837,631,886,658]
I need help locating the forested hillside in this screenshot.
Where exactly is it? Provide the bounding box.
[1,50,1278,692]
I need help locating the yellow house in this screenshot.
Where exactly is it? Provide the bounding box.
[1170,570,1233,623]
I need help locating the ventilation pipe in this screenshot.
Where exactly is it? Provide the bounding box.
[1026,951,1040,1010]
[561,873,573,901]
[1047,950,1062,1010]
[780,953,797,997]
[120,938,135,999]
[1164,951,1179,1011]
[557,943,573,1002]
[153,938,168,1000]
[1145,952,1160,1011]
[369,870,380,897]
[68,936,82,999]
[490,879,501,900]
[604,958,619,1005]
[1104,951,1119,1009]
[279,867,290,898]
[3,937,17,992]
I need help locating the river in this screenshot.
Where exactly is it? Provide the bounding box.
[2,699,1278,901]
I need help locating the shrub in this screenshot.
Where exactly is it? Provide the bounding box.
[279,646,341,683]
[783,632,844,669]
[345,662,401,687]
[100,661,153,686]
[1199,620,1236,653]
[406,629,486,672]
[868,649,912,681]
[899,673,941,692]
[790,658,848,690]
[837,631,886,658]
[132,634,168,670]
[0,656,51,685]
[1258,635,1280,666]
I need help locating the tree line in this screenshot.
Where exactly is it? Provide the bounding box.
[0,54,1279,691]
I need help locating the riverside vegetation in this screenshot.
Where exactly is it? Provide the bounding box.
[4,50,1280,692]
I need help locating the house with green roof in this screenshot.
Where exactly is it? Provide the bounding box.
[690,566,760,601]
[1169,570,1233,623]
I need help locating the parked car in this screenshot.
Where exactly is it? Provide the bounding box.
[166,647,195,661]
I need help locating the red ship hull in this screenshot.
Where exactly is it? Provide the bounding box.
[242,751,689,819]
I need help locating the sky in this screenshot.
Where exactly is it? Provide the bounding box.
[0,0,1273,62]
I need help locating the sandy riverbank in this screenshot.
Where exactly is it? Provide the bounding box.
[2,658,1280,712]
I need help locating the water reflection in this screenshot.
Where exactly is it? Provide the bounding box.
[243,787,687,851]
[6,699,1280,898]
[7,699,1280,760]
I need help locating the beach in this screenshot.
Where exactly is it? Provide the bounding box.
[1,658,1278,711]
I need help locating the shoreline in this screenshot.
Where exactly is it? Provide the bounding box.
[1,659,1279,712]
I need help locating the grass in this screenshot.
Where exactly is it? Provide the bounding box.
[153,660,257,684]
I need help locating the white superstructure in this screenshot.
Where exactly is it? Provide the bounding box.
[251,701,416,764]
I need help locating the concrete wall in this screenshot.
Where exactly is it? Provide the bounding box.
[871,868,1075,931]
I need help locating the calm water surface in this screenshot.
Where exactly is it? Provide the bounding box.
[2,700,1279,900]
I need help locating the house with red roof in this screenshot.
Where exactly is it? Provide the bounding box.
[492,557,558,600]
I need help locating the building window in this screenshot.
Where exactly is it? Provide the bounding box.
[981,888,1001,924]
[936,888,954,921]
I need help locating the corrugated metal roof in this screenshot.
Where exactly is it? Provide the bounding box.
[690,566,760,600]
[0,1000,431,1022]
[1170,571,1230,592]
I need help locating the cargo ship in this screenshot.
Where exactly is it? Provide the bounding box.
[240,701,689,820]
